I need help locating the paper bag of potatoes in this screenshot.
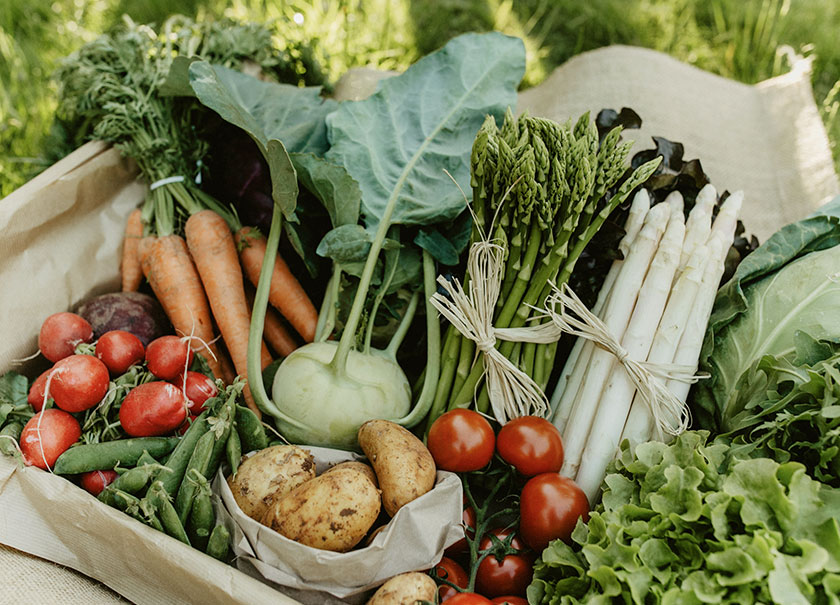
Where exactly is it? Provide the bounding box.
[213,420,463,600]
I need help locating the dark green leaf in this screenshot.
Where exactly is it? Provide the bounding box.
[291,153,361,228]
[414,228,459,265]
[0,372,28,408]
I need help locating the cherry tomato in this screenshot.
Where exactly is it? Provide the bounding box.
[80,469,118,496]
[496,416,564,476]
[145,335,194,381]
[38,312,93,363]
[27,369,50,412]
[20,409,81,469]
[427,409,495,472]
[445,505,477,556]
[475,528,534,597]
[49,354,110,413]
[433,556,469,602]
[173,370,218,414]
[446,594,492,605]
[490,597,529,605]
[519,473,589,551]
[119,381,187,437]
[95,330,145,375]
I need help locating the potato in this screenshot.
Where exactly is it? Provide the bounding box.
[365,572,437,605]
[358,420,436,517]
[263,465,380,552]
[323,460,378,486]
[227,444,315,522]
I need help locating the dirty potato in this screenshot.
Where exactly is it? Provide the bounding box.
[365,572,437,605]
[227,444,315,522]
[358,420,436,517]
[323,460,378,486]
[263,465,380,552]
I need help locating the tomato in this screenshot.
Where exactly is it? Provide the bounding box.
[20,409,81,469]
[427,409,495,472]
[38,312,93,363]
[27,369,51,412]
[475,528,534,597]
[433,556,469,602]
[445,505,477,556]
[496,416,563,476]
[174,370,218,414]
[519,473,589,551]
[145,335,194,381]
[446,594,492,605]
[80,469,118,496]
[95,330,145,375]
[119,381,187,437]
[490,597,529,605]
[50,354,110,413]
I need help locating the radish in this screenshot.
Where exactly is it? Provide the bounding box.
[146,335,194,381]
[80,469,119,496]
[27,369,51,412]
[119,381,187,437]
[174,370,218,414]
[20,409,81,470]
[49,354,110,413]
[38,312,94,362]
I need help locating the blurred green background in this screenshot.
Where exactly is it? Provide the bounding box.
[1,0,838,197]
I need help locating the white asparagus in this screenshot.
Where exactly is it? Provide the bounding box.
[550,190,651,426]
[678,183,716,271]
[574,210,685,501]
[709,190,743,244]
[620,243,710,446]
[559,203,671,479]
[664,190,684,215]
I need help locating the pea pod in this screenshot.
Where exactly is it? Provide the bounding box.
[174,430,214,525]
[186,470,214,552]
[148,481,190,546]
[226,429,242,478]
[206,524,230,561]
[99,462,168,504]
[235,404,267,452]
[0,422,23,457]
[160,411,210,495]
[206,398,236,481]
[138,496,165,533]
[53,437,179,475]
[136,450,159,467]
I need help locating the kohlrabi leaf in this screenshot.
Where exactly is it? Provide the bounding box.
[414,228,460,265]
[0,372,27,408]
[291,153,361,228]
[317,225,373,264]
[324,32,525,229]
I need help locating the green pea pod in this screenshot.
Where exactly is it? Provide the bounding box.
[205,400,235,481]
[53,437,179,475]
[235,404,268,452]
[102,462,168,498]
[0,422,23,457]
[136,450,159,467]
[174,430,214,525]
[160,411,210,495]
[186,471,214,552]
[226,429,242,478]
[148,481,190,546]
[138,496,165,533]
[206,524,230,561]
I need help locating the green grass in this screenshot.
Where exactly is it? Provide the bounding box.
[1,0,838,197]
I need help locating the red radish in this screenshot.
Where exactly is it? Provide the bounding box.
[39,312,94,362]
[177,413,200,436]
[49,355,110,413]
[145,335,194,381]
[175,371,218,414]
[27,369,51,412]
[80,469,118,496]
[95,330,145,375]
[20,409,81,470]
[120,381,187,437]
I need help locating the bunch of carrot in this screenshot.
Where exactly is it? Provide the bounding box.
[121,206,318,416]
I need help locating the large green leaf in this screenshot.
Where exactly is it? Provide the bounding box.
[324,32,525,229]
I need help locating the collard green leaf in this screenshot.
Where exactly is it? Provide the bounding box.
[324,32,524,229]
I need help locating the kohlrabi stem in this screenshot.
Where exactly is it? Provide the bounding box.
[315,264,342,342]
[384,290,419,359]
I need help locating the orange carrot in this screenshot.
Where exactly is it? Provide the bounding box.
[186,211,271,415]
[236,226,318,343]
[121,208,144,292]
[139,234,225,381]
[245,283,299,358]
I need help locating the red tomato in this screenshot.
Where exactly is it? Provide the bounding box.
[80,469,118,496]
[119,381,187,437]
[427,409,495,472]
[445,505,477,556]
[446,594,492,605]
[173,370,218,414]
[519,473,589,551]
[490,597,529,605]
[27,369,50,412]
[50,354,110,413]
[145,335,194,381]
[496,416,564,476]
[95,330,145,375]
[475,528,534,597]
[20,409,81,469]
[433,556,469,602]
[38,312,93,363]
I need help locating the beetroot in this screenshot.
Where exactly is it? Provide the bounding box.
[77,292,171,347]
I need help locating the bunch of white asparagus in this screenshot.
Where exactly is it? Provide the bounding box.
[549,184,742,503]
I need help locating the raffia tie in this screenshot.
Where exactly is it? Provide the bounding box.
[536,283,703,436]
[429,240,550,424]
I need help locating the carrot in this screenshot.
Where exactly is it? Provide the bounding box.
[236,227,317,343]
[245,283,299,358]
[139,234,225,381]
[121,208,144,292]
[186,211,272,416]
